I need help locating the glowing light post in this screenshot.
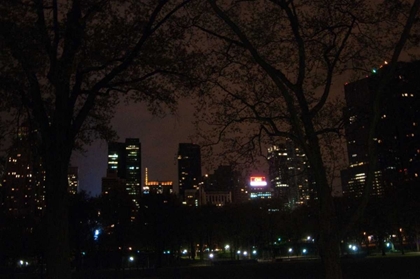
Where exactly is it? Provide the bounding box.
[94,229,100,241]
[252,249,257,258]
[288,248,293,259]
[399,228,405,255]
[128,256,135,270]
[224,244,230,258]
[209,253,214,265]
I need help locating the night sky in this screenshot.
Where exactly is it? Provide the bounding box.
[71,98,197,197]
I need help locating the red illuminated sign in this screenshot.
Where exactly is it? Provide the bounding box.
[250,176,267,187]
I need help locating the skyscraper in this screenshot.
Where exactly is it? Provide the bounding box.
[2,125,82,217]
[105,138,141,207]
[1,125,45,217]
[125,138,142,200]
[267,139,312,207]
[107,142,126,178]
[67,166,79,195]
[177,143,201,203]
[341,61,420,197]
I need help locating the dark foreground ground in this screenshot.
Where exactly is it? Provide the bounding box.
[5,253,420,279]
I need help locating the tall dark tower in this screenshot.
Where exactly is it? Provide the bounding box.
[177,143,201,200]
[125,138,141,202]
[1,124,45,217]
[106,138,141,206]
[267,139,311,207]
[107,142,126,178]
[341,61,420,197]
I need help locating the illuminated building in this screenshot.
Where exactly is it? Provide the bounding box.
[267,140,313,207]
[107,142,126,177]
[1,124,81,216]
[125,138,142,202]
[1,125,45,216]
[177,143,201,204]
[105,138,141,210]
[341,61,420,197]
[142,167,173,195]
[0,125,82,216]
[67,166,79,195]
[248,176,272,199]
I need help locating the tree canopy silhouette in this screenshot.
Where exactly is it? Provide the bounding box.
[189,0,420,278]
[0,0,195,277]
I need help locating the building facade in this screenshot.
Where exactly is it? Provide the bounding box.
[177,143,201,203]
[1,124,78,217]
[106,138,141,208]
[67,166,79,195]
[267,140,312,207]
[143,167,173,196]
[341,61,420,197]
[198,165,242,206]
[1,126,45,217]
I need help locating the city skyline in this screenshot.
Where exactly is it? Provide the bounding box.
[71,98,200,196]
[2,1,418,277]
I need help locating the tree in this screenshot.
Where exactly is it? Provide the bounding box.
[68,191,98,270]
[189,0,420,278]
[0,1,195,278]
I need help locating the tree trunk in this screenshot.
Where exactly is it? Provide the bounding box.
[44,144,72,279]
[318,233,342,279]
[305,141,342,279]
[316,192,342,279]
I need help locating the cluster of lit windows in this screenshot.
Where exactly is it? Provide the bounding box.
[146,181,172,186]
[250,192,272,199]
[349,162,365,168]
[126,145,139,150]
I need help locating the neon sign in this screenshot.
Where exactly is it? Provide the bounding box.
[250,176,267,187]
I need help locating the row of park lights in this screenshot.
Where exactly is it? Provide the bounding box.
[208,248,258,259]
[235,250,258,256]
[287,248,308,255]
